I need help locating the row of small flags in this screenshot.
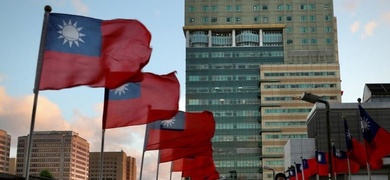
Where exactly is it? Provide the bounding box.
[30,7,218,179]
[285,104,390,180]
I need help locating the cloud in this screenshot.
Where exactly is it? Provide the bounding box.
[350,21,360,33]
[71,0,88,15]
[381,12,390,25]
[342,0,361,16]
[0,86,179,179]
[361,21,378,39]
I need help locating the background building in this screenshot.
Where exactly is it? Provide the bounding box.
[89,151,136,180]
[16,131,89,180]
[184,0,341,179]
[0,129,11,173]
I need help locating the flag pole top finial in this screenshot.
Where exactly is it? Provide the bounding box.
[342,116,346,120]
[357,98,361,104]
[44,5,52,12]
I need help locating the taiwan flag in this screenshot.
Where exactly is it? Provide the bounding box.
[102,72,179,129]
[40,13,152,90]
[302,158,317,179]
[181,161,219,180]
[343,119,367,167]
[359,105,390,169]
[145,111,215,150]
[316,151,328,176]
[332,144,360,173]
[171,156,214,172]
[159,142,213,163]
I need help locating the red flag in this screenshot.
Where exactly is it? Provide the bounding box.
[102,72,179,129]
[171,157,214,172]
[40,13,152,90]
[145,111,215,150]
[343,119,367,167]
[315,151,328,176]
[332,144,360,174]
[159,142,213,163]
[302,158,317,179]
[359,105,390,169]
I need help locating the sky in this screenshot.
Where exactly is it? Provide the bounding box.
[0,0,390,179]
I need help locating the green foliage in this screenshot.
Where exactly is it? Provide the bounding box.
[39,169,54,179]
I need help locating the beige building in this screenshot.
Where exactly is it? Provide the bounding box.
[0,129,11,173]
[16,131,89,180]
[89,151,136,180]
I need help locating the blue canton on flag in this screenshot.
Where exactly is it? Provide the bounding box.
[149,111,185,131]
[46,13,102,56]
[108,83,141,100]
[359,105,380,143]
[316,152,327,164]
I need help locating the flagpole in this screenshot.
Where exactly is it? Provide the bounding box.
[301,157,305,180]
[294,162,298,180]
[358,98,371,180]
[169,162,173,180]
[25,5,51,180]
[156,151,160,180]
[99,129,105,180]
[140,124,150,180]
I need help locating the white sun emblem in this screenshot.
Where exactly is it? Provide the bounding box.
[361,117,371,132]
[57,19,85,47]
[162,117,176,127]
[113,84,128,96]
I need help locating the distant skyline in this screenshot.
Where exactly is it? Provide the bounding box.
[1,1,390,180]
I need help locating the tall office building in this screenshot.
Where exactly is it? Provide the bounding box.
[184,0,341,179]
[89,151,137,180]
[16,131,89,180]
[0,129,11,173]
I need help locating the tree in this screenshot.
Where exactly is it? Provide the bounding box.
[39,169,54,179]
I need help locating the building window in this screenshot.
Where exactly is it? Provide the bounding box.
[325,27,332,33]
[325,15,332,21]
[309,4,315,10]
[202,17,209,23]
[277,16,283,22]
[286,4,292,10]
[236,17,241,22]
[311,38,317,44]
[235,5,241,11]
[310,27,316,33]
[287,39,293,44]
[309,15,316,21]
[263,16,268,22]
[254,16,259,22]
[286,27,293,33]
[188,6,195,12]
[326,38,333,44]
[226,17,232,22]
[202,5,208,12]
[211,17,217,22]
[301,16,307,21]
[277,5,283,10]
[286,16,292,21]
[189,18,195,23]
[253,5,260,11]
[302,39,308,44]
[211,5,217,11]
[262,5,268,10]
[300,4,307,10]
[226,5,232,11]
[301,27,308,33]
[324,3,331,10]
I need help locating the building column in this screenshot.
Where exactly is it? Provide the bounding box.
[232,29,236,47]
[185,30,190,48]
[208,30,212,47]
[259,29,263,46]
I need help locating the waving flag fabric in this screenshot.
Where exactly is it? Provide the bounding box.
[302,158,317,179]
[145,111,215,150]
[40,13,152,90]
[332,144,360,173]
[343,119,367,167]
[181,161,219,180]
[315,151,328,176]
[358,105,390,169]
[102,72,179,129]
[159,142,213,163]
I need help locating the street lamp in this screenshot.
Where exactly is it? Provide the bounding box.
[300,92,332,180]
[263,166,275,179]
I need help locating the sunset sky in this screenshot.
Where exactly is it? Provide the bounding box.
[1,0,390,179]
